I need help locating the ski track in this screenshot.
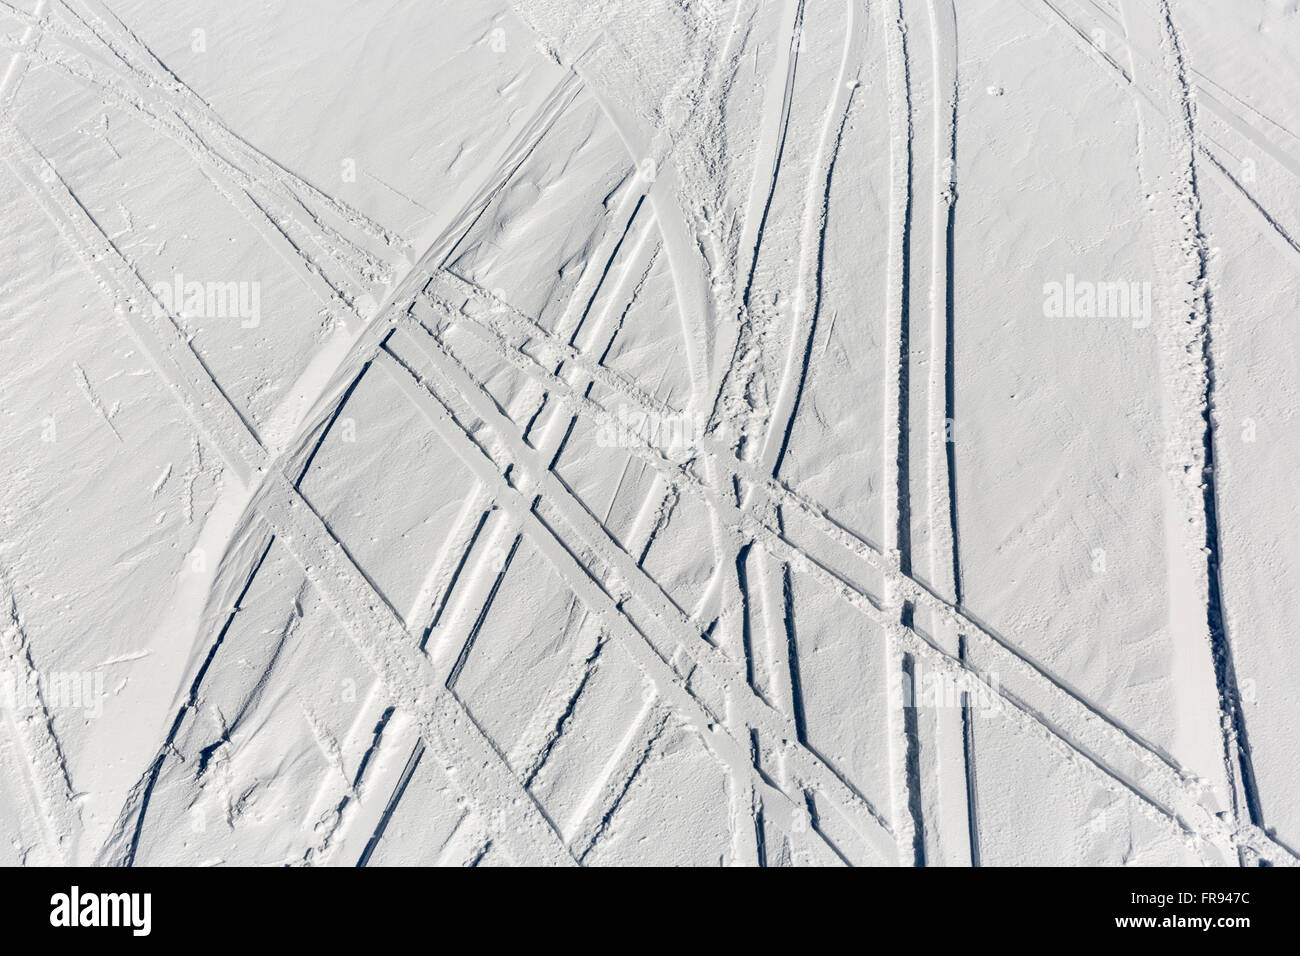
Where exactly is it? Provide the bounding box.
[881,0,921,869]
[1145,0,1260,863]
[0,571,79,865]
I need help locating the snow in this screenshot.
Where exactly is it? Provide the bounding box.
[0,0,1296,866]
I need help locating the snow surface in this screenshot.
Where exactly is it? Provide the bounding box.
[0,0,1297,866]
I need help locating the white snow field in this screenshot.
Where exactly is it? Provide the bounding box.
[0,0,1297,867]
